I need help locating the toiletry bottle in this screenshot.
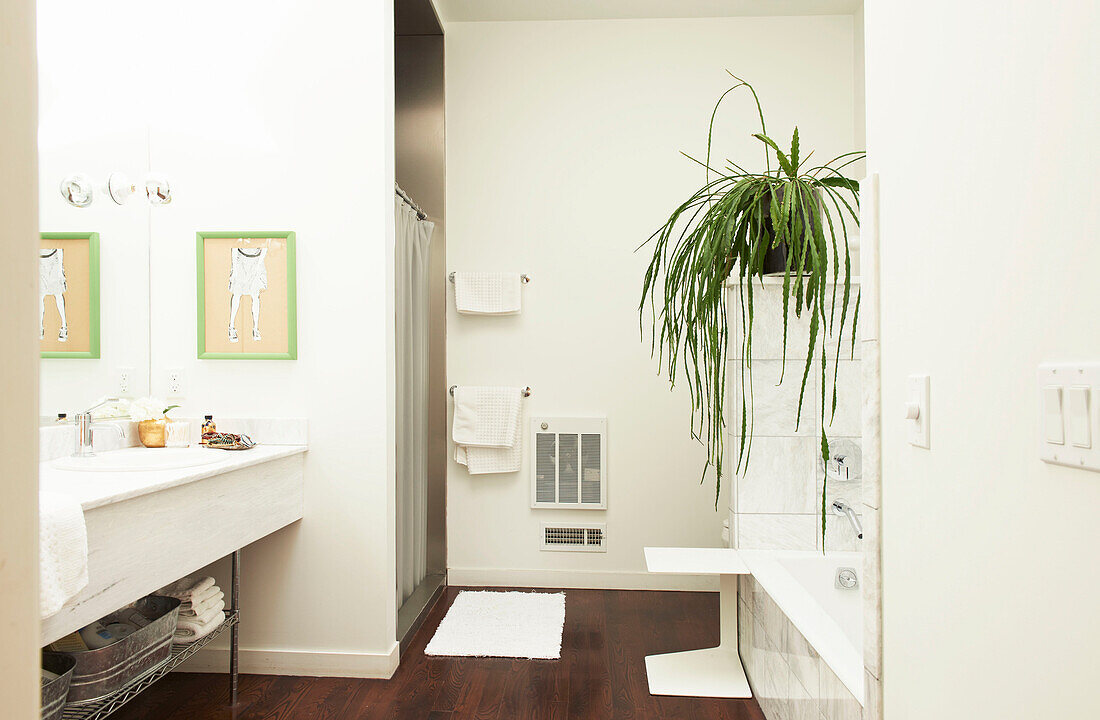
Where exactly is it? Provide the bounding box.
[201,415,217,444]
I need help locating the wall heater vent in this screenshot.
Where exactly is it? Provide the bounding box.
[540,523,607,552]
[531,417,607,509]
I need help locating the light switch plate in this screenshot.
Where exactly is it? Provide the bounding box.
[1038,364,1100,471]
[907,375,930,449]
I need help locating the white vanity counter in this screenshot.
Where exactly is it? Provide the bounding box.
[41,442,307,646]
[41,444,307,511]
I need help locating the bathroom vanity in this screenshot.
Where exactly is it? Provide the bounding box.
[39,431,306,714]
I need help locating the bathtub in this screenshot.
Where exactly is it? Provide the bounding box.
[740,550,864,706]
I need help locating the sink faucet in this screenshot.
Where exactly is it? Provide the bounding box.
[831,499,863,540]
[72,397,125,457]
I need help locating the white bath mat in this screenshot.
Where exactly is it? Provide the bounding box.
[424,590,566,659]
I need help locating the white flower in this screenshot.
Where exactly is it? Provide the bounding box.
[90,396,131,419]
[130,396,170,422]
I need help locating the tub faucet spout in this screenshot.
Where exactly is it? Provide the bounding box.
[831,499,863,540]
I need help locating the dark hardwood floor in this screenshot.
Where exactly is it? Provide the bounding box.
[111,588,765,719]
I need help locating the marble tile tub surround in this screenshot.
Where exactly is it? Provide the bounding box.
[726,280,863,552]
[738,574,862,720]
[39,417,309,462]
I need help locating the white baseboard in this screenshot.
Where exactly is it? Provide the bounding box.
[447,566,719,592]
[175,642,400,679]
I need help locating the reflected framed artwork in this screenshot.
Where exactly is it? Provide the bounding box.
[196,231,297,360]
[40,232,100,358]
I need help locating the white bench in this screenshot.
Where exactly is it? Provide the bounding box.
[643,547,752,698]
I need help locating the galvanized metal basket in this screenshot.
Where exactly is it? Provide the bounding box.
[61,596,181,704]
[41,653,76,720]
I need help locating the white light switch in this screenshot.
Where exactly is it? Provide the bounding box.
[1038,364,1100,472]
[1042,386,1065,445]
[1067,386,1091,448]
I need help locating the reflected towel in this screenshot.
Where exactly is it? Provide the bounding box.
[453,272,522,315]
[39,492,89,618]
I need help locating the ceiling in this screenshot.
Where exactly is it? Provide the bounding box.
[429,0,861,24]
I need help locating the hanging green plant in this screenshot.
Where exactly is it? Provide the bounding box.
[638,74,864,546]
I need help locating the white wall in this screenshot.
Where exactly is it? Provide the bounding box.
[445,16,856,588]
[35,3,154,414]
[866,2,1100,718]
[146,1,397,675]
[37,0,398,676]
[1,0,42,714]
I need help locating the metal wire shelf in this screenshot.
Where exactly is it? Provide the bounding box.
[60,610,239,720]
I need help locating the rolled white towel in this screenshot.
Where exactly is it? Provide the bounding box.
[180,589,224,618]
[158,576,216,601]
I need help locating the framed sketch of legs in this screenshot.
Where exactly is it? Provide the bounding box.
[40,232,100,358]
[196,231,297,359]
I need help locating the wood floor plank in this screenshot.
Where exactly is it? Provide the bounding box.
[108,588,767,720]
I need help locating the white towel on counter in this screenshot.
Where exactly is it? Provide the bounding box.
[453,272,522,315]
[453,386,525,474]
[39,492,89,618]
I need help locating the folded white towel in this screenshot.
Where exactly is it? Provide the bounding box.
[158,576,216,601]
[180,589,224,617]
[453,386,525,474]
[174,600,226,644]
[39,492,89,619]
[453,272,522,315]
[452,386,523,448]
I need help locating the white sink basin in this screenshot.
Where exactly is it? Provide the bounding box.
[52,447,226,472]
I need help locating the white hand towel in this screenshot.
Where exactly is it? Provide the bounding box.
[39,492,89,619]
[452,386,523,448]
[158,576,216,601]
[453,272,522,315]
[454,408,524,474]
[452,386,525,474]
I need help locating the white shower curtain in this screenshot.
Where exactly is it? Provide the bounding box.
[395,198,434,606]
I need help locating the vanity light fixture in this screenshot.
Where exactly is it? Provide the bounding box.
[107,172,137,204]
[59,173,94,207]
[145,173,172,205]
[58,173,172,207]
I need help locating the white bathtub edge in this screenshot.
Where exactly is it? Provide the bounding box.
[740,550,865,706]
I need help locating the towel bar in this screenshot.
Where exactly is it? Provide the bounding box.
[450,385,531,398]
[448,272,530,284]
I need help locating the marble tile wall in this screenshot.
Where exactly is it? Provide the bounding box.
[738,574,863,720]
[727,281,863,552]
[857,174,883,720]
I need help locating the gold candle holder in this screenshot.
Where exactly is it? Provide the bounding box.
[138,419,167,448]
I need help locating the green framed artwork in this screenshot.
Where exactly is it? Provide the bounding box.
[196,231,297,359]
[40,232,100,359]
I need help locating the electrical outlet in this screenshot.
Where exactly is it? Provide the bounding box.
[166,368,185,398]
[117,367,135,397]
